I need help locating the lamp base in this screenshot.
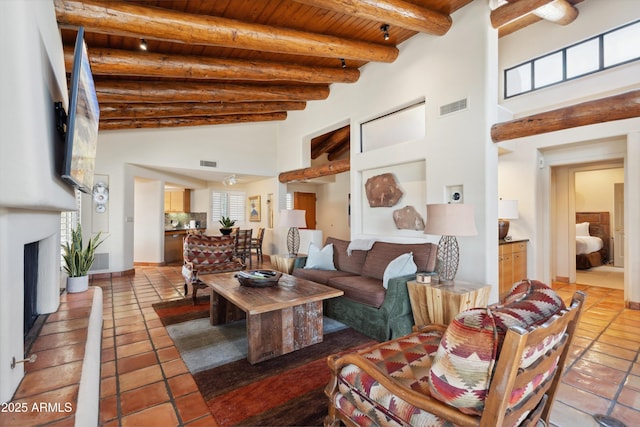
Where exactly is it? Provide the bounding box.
[498,219,510,240]
[436,235,459,282]
[286,227,300,256]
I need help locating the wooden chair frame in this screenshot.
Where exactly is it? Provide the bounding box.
[325,291,586,427]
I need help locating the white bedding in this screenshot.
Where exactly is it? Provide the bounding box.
[576,235,603,255]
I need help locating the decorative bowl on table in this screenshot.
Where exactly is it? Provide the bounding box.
[236,270,282,287]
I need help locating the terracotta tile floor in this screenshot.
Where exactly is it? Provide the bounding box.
[2,262,639,426]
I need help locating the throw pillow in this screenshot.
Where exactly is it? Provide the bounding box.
[304,243,336,270]
[382,253,417,289]
[428,280,566,415]
[576,222,590,236]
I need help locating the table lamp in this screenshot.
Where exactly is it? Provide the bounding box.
[498,199,519,240]
[278,209,306,256]
[424,203,477,282]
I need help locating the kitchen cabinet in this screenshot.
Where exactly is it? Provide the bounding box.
[499,240,528,297]
[164,230,185,263]
[164,189,191,212]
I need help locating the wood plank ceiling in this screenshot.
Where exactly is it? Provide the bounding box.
[55,0,582,162]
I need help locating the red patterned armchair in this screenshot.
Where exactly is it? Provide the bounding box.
[324,280,585,427]
[182,234,244,304]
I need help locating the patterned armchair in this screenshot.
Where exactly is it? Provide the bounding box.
[324,280,586,427]
[182,234,244,304]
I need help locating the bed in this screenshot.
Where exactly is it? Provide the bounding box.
[576,212,610,270]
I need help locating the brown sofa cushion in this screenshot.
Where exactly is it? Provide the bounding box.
[361,241,437,280]
[292,268,356,285]
[327,275,386,308]
[326,237,368,275]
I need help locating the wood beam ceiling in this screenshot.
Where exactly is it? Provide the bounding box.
[491,90,640,142]
[55,0,465,132]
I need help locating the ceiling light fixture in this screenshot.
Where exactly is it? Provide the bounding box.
[380,24,390,41]
[340,58,346,68]
[223,174,237,186]
[139,39,148,51]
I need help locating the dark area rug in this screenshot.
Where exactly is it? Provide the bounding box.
[193,327,375,426]
[152,295,210,326]
[153,296,376,426]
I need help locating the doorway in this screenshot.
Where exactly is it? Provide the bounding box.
[294,191,316,230]
[551,161,625,290]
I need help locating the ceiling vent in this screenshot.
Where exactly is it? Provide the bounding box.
[200,160,217,168]
[439,98,468,116]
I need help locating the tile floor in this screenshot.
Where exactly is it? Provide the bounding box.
[1,260,639,427]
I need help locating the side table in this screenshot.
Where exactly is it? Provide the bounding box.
[407,280,491,326]
[271,253,306,274]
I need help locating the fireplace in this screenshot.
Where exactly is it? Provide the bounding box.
[23,241,42,350]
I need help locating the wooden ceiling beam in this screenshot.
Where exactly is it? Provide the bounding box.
[55,0,399,63]
[491,0,578,28]
[278,158,350,183]
[99,101,306,120]
[293,0,452,35]
[491,90,640,142]
[64,46,360,84]
[311,126,350,159]
[100,112,288,131]
[327,141,350,161]
[94,80,330,103]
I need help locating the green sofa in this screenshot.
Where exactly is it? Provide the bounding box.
[292,237,437,341]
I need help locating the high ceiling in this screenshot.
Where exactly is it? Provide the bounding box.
[55,0,583,182]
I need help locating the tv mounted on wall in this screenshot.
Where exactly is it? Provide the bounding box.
[56,26,100,194]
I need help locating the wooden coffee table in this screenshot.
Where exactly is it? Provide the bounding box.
[200,272,343,364]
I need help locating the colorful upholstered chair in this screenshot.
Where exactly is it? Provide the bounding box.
[182,234,244,304]
[324,280,586,427]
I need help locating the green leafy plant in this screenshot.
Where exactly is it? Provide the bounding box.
[218,216,236,228]
[62,224,107,277]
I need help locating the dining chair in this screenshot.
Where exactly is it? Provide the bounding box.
[251,227,265,264]
[234,229,253,268]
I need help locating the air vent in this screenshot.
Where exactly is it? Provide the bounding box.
[90,253,109,271]
[439,98,468,116]
[200,160,217,168]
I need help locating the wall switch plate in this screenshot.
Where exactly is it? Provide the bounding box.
[446,185,464,203]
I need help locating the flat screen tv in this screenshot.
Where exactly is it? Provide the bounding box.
[60,26,100,194]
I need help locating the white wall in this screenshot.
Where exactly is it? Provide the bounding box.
[497,0,640,304]
[95,124,277,270]
[315,172,351,241]
[134,179,164,262]
[277,1,500,297]
[0,0,70,403]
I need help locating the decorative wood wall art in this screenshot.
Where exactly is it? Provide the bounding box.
[249,195,261,222]
[393,205,425,230]
[365,173,403,207]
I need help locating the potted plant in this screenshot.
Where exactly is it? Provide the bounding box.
[62,224,106,293]
[219,216,236,235]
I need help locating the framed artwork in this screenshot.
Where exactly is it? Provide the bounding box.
[249,195,261,222]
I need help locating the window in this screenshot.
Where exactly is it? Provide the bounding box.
[360,100,426,153]
[211,191,246,224]
[60,190,81,267]
[504,20,639,98]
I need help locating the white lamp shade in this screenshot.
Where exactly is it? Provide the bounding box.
[278,209,307,228]
[424,204,477,237]
[498,199,519,220]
